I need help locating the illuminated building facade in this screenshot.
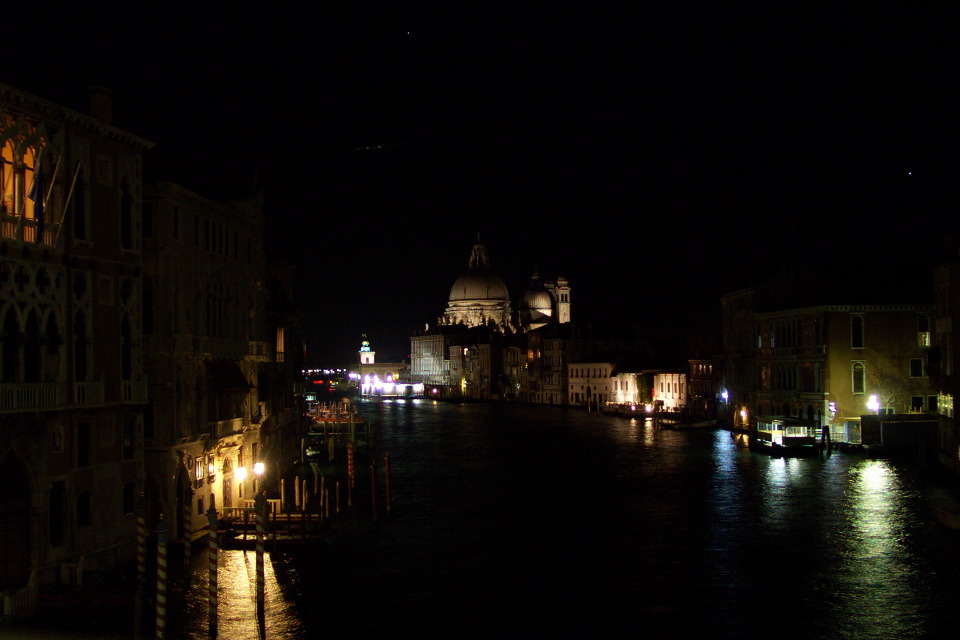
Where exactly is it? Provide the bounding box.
[357,337,416,396]
[933,254,960,473]
[722,282,936,443]
[142,181,303,548]
[0,84,150,616]
[410,239,572,399]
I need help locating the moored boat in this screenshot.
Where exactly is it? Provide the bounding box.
[750,416,824,456]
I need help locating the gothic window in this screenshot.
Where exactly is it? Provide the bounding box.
[852,362,865,394]
[72,168,88,240]
[120,177,133,249]
[73,310,89,381]
[2,307,19,382]
[120,313,132,380]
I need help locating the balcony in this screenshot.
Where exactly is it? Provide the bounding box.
[0,382,63,412]
[1,215,60,247]
[122,380,149,404]
[74,380,105,406]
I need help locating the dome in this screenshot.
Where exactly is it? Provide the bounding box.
[442,241,513,331]
[448,242,510,303]
[449,271,510,302]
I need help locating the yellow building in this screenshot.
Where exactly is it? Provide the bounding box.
[723,283,935,443]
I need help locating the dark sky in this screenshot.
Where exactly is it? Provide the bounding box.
[6,4,957,365]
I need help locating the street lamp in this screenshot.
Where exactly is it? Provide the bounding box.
[253,462,265,492]
[867,395,880,414]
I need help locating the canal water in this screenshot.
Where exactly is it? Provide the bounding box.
[172,400,960,639]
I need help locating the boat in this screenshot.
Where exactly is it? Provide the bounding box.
[307,399,363,433]
[749,416,824,456]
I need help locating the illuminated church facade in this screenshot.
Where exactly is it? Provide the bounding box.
[409,239,573,400]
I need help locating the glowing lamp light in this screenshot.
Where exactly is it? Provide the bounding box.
[254,462,265,476]
[867,395,880,413]
[235,466,248,482]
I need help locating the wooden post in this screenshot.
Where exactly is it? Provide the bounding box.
[206,505,219,639]
[384,452,391,518]
[155,515,168,640]
[371,461,377,523]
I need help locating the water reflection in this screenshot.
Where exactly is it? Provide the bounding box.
[167,403,960,640]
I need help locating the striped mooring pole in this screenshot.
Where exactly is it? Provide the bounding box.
[183,489,193,586]
[255,492,266,626]
[155,514,168,640]
[206,505,219,638]
[135,495,146,640]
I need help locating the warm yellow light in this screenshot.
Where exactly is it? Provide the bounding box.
[254,462,265,476]
[235,466,248,482]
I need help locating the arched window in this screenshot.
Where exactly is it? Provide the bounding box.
[120,177,133,249]
[852,362,865,394]
[73,310,89,381]
[2,307,19,383]
[24,308,41,382]
[120,313,132,380]
[72,168,87,240]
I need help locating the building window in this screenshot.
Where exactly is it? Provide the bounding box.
[72,169,88,240]
[77,422,91,467]
[120,178,133,249]
[122,482,137,515]
[851,315,864,349]
[911,396,923,412]
[910,358,925,378]
[918,314,931,347]
[77,491,93,527]
[939,393,954,418]
[122,418,135,459]
[49,481,66,546]
[852,362,865,394]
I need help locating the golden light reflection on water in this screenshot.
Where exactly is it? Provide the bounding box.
[182,549,302,640]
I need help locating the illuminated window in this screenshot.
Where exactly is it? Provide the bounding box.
[276,327,285,362]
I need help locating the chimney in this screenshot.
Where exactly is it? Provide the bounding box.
[88,85,114,124]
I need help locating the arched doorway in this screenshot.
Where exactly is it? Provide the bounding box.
[0,451,31,590]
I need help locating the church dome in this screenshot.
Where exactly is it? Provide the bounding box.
[448,242,510,302]
[442,241,513,331]
[449,271,510,302]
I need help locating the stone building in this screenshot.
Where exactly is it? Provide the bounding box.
[1,83,151,616]
[410,239,571,400]
[142,182,303,547]
[722,268,936,443]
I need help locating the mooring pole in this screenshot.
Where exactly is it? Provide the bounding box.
[206,505,219,639]
[155,515,168,640]
[255,491,266,635]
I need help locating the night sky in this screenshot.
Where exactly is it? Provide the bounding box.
[5,4,957,365]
